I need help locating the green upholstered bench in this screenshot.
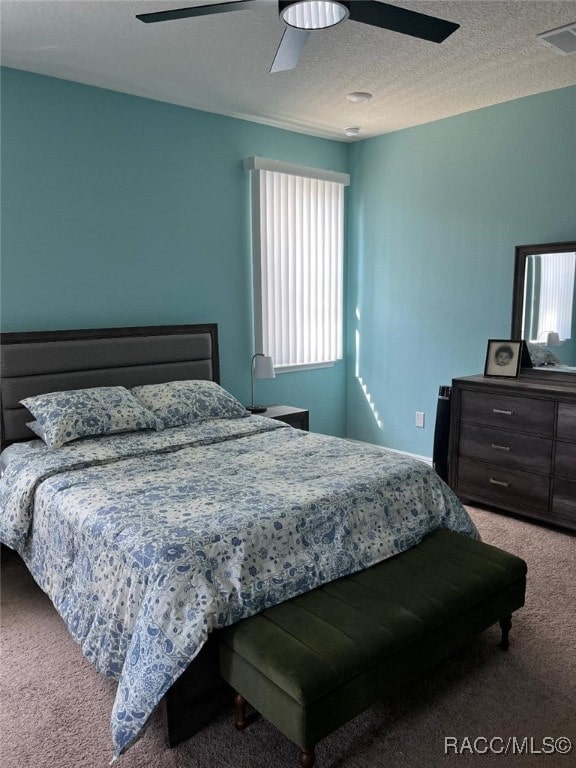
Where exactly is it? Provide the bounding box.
[219,529,527,768]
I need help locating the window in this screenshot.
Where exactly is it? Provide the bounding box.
[245,157,350,370]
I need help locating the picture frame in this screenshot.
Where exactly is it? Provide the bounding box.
[484,339,523,378]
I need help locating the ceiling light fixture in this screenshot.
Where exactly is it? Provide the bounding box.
[344,126,360,137]
[280,0,349,30]
[346,92,373,104]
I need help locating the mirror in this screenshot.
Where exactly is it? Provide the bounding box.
[512,240,576,378]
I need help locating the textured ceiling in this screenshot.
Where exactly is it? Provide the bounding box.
[2,0,576,140]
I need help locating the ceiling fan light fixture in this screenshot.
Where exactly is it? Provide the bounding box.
[346,91,373,103]
[280,0,349,31]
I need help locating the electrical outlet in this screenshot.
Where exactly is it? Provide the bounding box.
[415,411,425,428]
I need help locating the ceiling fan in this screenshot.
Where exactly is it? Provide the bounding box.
[136,1,459,73]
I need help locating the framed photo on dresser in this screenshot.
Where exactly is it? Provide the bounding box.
[484,339,522,378]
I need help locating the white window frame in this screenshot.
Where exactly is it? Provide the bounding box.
[245,156,350,372]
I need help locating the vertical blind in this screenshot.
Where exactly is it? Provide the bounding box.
[247,158,349,369]
[537,251,576,341]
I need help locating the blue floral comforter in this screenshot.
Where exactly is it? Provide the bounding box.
[0,416,478,758]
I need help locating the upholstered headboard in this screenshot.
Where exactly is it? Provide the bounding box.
[0,324,219,450]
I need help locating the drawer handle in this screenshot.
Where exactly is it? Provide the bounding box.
[490,478,510,488]
[492,408,514,416]
[491,443,511,452]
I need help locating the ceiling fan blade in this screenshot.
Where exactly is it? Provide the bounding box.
[348,1,459,43]
[270,26,311,73]
[136,1,260,24]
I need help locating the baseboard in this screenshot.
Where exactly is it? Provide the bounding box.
[344,438,432,466]
[387,447,432,465]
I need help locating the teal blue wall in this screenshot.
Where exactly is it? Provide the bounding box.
[2,68,575,453]
[0,67,348,436]
[347,86,576,457]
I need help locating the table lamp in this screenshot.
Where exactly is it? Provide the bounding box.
[247,353,275,413]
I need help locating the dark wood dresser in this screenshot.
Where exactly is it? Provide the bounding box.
[449,374,576,531]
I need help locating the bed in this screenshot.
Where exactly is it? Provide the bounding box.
[0,324,478,761]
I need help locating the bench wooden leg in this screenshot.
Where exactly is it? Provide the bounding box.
[234,691,315,768]
[499,615,512,651]
[234,692,248,731]
[299,748,315,768]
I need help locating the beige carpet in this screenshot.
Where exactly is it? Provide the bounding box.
[1,506,575,768]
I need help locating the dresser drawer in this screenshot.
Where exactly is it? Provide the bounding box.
[457,457,550,512]
[551,479,576,529]
[459,424,552,473]
[557,403,576,440]
[555,441,576,481]
[460,390,555,435]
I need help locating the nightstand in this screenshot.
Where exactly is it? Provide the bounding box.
[262,405,309,431]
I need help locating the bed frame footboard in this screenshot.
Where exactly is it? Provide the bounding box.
[163,635,230,747]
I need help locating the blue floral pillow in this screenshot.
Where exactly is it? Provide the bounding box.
[21,386,164,449]
[131,380,249,428]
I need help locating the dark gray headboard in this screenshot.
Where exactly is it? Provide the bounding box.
[0,324,219,450]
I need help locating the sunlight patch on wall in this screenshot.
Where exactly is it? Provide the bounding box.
[355,311,383,429]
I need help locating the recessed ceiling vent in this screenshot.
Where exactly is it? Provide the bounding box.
[536,22,576,55]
